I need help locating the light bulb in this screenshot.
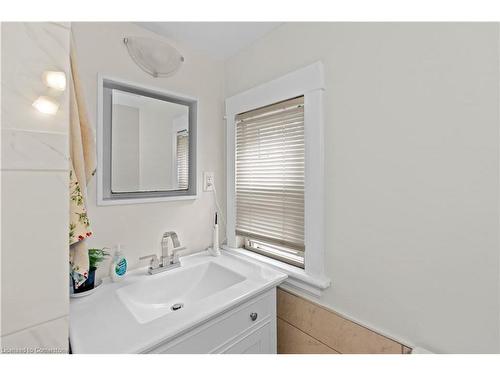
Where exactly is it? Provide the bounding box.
[42,71,66,91]
[32,96,59,115]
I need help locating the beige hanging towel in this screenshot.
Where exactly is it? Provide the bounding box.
[69,36,97,288]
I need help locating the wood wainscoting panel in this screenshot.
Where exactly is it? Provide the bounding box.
[277,288,405,354]
[278,318,339,354]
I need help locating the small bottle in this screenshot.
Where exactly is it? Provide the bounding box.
[110,244,128,282]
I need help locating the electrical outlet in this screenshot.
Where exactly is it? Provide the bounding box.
[203,172,215,192]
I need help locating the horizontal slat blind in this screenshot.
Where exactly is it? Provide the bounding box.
[176,131,189,190]
[235,96,305,251]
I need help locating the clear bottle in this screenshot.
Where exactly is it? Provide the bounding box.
[110,244,127,282]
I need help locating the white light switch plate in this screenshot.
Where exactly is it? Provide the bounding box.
[203,172,215,192]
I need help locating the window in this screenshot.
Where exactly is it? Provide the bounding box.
[225,62,330,295]
[235,97,305,267]
[176,130,189,190]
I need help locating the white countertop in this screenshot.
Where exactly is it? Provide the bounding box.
[69,251,287,353]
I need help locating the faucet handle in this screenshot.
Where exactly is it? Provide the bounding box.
[139,254,160,269]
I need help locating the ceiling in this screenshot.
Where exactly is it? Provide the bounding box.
[135,22,282,60]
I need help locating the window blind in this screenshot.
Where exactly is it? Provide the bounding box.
[176,131,189,190]
[235,96,305,255]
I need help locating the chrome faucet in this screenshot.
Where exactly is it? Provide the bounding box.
[161,231,181,265]
[140,231,186,275]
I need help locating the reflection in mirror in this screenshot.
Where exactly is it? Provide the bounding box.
[111,89,189,192]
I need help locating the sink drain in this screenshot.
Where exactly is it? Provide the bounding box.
[171,303,184,311]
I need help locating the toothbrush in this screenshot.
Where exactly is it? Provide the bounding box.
[211,212,221,256]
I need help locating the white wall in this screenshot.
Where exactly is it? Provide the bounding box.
[224,23,500,353]
[112,104,140,191]
[1,22,70,351]
[71,22,226,279]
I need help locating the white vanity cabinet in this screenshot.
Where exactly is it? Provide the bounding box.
[144,288,277,354]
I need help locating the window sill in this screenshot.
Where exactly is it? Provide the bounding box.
[222,245,331,297]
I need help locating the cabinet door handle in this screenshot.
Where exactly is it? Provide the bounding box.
[250,312,258,321]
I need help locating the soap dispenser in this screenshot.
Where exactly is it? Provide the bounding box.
[110,244,128,282]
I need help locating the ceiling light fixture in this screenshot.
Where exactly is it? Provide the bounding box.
[123,36,184,78]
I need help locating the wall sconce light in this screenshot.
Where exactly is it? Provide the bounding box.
[32,96,60,115]
[42,71,67,91]
[33,70,66,114]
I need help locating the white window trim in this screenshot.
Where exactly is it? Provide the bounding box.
[224,61,330,296]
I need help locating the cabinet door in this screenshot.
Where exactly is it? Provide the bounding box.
[222,322,273,354]
[147,289,276,354]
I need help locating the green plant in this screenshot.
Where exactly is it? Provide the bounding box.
[88,248,110,269]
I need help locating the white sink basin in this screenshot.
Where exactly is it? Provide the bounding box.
[70,251,287,353]
[117,262,246,324]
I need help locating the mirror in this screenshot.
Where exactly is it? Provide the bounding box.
[98,77,197,205]
[111,89,189,192]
